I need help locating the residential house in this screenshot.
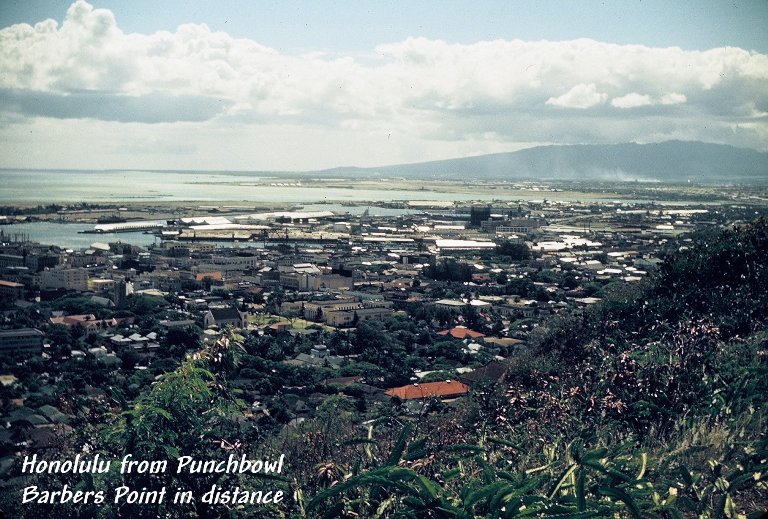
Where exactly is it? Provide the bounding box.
[437,326,486,340]
[385,380,470,400]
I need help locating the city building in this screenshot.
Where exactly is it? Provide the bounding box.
[40,268,89,291]
[0,328,44,355]
[0,279,24,301]
[203,307,248,329]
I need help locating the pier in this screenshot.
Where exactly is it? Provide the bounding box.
[80,221,166,234]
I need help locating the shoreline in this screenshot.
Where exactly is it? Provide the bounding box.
[1,180,767,225]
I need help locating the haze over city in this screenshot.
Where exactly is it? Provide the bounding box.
[1,0,767,172]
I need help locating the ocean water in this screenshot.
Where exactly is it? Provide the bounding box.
[0,222,158,249]
[0,169,671,205]
[0,169,498,204]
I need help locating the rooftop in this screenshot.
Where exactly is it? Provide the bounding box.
[437,327,486,339]
[385,380,470,400]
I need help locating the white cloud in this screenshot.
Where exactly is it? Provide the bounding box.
[660,92,687,105]
[0,0,766,169]
[547,83,608,109]
[611,93,653,108]
[611,92,688,108]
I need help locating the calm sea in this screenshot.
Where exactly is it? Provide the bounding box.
[0,222,158,249]
[0,169,669,205]
[0,169,498,204]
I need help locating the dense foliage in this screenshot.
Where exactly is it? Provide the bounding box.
[301,220,768,518]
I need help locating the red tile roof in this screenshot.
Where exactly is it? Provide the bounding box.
[385,380,470,400]
[268,322,291,330]
[49,315,134,329]
[437,327,485,339]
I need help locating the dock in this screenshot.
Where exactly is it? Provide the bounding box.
[80,221,166,234]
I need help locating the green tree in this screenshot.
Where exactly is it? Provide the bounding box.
[496,240,531,260]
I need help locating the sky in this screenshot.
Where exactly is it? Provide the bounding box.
[0,0,767,171]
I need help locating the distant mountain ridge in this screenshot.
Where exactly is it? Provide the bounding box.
[312,141,768,183]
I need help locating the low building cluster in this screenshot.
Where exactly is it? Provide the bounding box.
[0,197,761,476]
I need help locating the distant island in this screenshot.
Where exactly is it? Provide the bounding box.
[5,140,765,186]
[312,141,768,183]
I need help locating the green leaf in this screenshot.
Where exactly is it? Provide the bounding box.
[489,483,518,513]
[443,468,462,481]
[152,406,173,420]
[583,460,633,483]
[164,446,180,459]
[463,480,508,509]
[580,448,608,463]
[405,438,428,461]
[678,465,694,486]
[490,478,542,514]
[374,496,396,519]
[488,436,525,452]
[576,467,586,512]
[636,452,647,480]
[444,444,486,455]
[597,486,642,519]
[385,423,413,467]
[496,469,519,483]
[549,463,578,500]
[415,475,440,500]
